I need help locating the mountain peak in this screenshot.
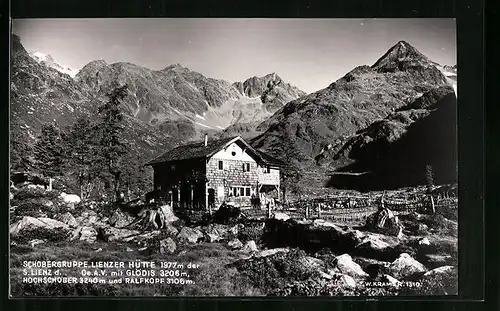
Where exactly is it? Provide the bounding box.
[372,40,430,72]
[162,63,190,72]
[79,59,108,71]
[395,40,410,47]
[29,51,55,63]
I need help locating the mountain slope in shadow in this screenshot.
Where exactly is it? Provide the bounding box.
[327,85,457,191]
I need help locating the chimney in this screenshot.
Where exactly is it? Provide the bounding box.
[204,134,208,147]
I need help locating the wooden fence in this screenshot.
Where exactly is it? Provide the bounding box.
[168,192,458,225]
[242,193,457,224]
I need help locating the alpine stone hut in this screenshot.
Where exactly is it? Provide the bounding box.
[145,135,285,211]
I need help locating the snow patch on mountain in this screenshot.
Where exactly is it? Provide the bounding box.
[437,65,457,96]
[29,50,79,77]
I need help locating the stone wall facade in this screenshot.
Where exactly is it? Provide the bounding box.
[206,157,259,207]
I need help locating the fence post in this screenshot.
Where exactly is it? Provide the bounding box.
[318,203,322,219]
[305,204,309,219]
[430,195,435,214]
[267,203,272,219]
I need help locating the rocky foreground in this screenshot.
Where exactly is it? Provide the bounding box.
[9,184,457,296]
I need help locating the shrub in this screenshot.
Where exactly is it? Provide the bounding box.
[435,205,458,221]
[12,201,47,218]
[15,226,71,244]
[179,265,261,296]
[400,267,458,295]
[238,222,265,243]
[11,188,59,202]
[212,203,241,225]
[230,248,321,293]
[420,214,458,236]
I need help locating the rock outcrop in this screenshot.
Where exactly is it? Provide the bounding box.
[177,227,204,243]
[389,253,427,279]
[10,216,70,237]
[159,237,177,254]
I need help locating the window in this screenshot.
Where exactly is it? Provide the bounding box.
[218,160,223,170]
[242,163,251,172]
[230,186,252,197]
[231,151,236,156]
[264,165,271,174]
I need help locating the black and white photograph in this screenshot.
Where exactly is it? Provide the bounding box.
[9,18,458,297]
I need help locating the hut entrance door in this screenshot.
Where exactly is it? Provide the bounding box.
[208,188,215,206]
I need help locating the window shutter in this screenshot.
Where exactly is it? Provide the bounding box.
[242,163,246,172]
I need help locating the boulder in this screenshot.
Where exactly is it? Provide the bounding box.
[10,216,70,237]
[365,208,404,237]
[203,224,230,243]
[345,230,366,244]
[334,254,369,278]
[272,212,290,221]
[177,227,203,243]
[418,237,431,246]
[339,274,357,288]
[158,204,179,223]
[227,238,244,250]
[76,210,101,226]
[55,212,79,228]
[422,254,456,269]
[389,253,427,279]
[242,240,258,253]
[356,234,392,251]
[312,219,345,231]
[109,209,136,228]
[159,237,177,254]
[354,233,403,262]
[163,224,179,237]
[205,232,222,243]
[137,205,179,230]
[423,265,455,278]
[256,248,290,258]
[59,192,81,207]
[98,226,140,242]
[301,256,325,271]
[29,239,46,247]
[71,226,98,243]
[125,230,162,245]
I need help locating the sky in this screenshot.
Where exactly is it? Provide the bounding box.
[12,18,456,94]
